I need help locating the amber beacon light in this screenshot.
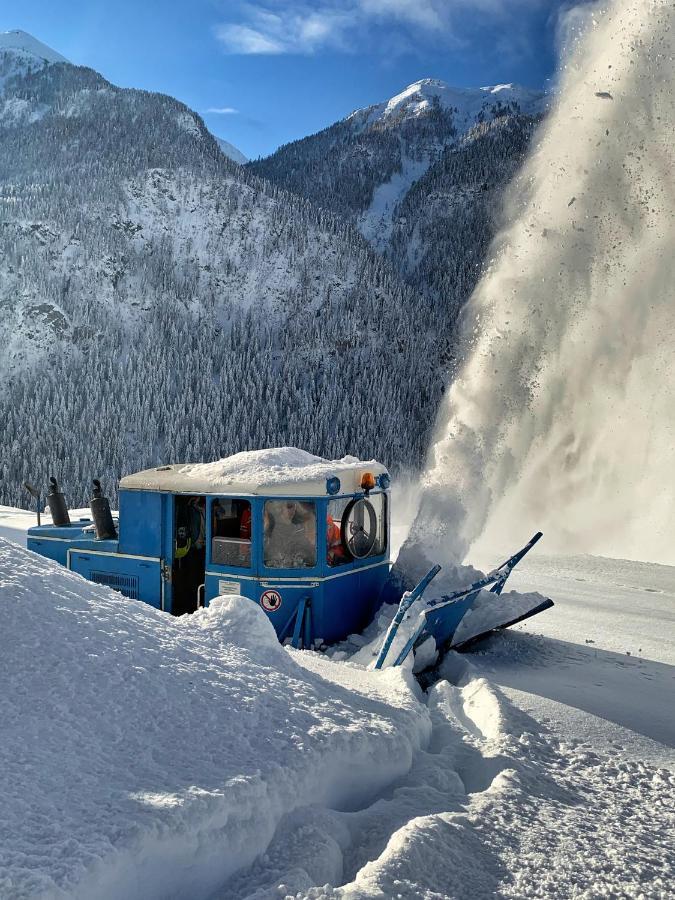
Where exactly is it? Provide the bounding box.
[360,472,376,491]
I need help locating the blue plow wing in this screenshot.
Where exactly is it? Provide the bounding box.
[391,532,552,668]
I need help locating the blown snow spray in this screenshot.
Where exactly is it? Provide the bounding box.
[415,0,675,567]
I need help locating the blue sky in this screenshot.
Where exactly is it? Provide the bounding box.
[1,1,581,159]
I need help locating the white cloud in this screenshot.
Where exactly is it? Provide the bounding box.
[359,0,445,31]
[215,5,356,55]
[214,0,544,56]
[205,106,239,114]
[214,23,286,54]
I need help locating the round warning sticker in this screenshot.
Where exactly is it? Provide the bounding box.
[260,589,282,612]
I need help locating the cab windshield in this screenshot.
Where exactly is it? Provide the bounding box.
[264,500,316,569]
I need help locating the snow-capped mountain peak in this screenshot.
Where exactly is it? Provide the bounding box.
[354,78,546,129]
[0,29,68,64]
[0,30,68,93]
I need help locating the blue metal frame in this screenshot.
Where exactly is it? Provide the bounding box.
[391,532,546,667]
[203,491,391,646]
[28,486,391,648]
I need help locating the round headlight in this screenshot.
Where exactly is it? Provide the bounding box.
[326,476,341,495]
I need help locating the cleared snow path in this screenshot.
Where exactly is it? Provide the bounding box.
[214,655,674,899]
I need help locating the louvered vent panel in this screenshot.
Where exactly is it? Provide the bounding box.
[90,570,139,599]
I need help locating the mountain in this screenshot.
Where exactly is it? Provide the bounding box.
[0,36,444,506]
[216,137,247,165]
[0,39,547,506]
[251,79,545,249]
[250,79,545,320]
[0,29,68,65]
[0,29,68,92]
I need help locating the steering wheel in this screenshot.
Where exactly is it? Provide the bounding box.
[340,498,377,559]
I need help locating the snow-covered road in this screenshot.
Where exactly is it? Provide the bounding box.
[477,553,675,761]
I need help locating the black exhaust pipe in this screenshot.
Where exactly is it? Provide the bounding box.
[90,479,117,540]
[46,477,70,527]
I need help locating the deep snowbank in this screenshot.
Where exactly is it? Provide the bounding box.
[218,654,675,899]
[0,539,429,900]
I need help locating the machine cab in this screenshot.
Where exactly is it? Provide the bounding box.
[103,449,391,646]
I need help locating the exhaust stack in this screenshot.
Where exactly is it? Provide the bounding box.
[46,477,70,527]
[90,479,117,540]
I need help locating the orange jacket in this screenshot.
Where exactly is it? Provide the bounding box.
[240,506,252,541]
[327,516,345,564]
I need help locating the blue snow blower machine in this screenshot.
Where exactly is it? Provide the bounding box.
[26,449,552,669]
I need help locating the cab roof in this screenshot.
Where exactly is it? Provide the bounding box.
[119,447,389,497]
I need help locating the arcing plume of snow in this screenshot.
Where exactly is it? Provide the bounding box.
[416,0,675,567]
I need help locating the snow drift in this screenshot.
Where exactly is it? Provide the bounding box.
[1,535,672,899]
[0,538,429,900]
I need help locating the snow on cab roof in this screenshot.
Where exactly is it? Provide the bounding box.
[119,447,389,496]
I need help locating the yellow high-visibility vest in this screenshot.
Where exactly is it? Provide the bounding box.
[175,537,192,559]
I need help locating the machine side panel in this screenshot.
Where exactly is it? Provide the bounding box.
[357,560,391,624]
[204,573,318,644]
[118,490,162,558]
[27,527,111,568]
[27,536,70,566]
[320,566,386,644]
[69,550,162,609]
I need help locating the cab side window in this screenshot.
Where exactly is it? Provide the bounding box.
[326,498,350,567]
[264,500,316,569]
[211,499,252,568]
[327,493,387,566]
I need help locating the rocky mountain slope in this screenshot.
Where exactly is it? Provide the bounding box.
[251,79,546,320]
[0,34,441,505]
[251,80,544,245]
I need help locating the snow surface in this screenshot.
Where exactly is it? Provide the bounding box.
[475,552,675,756]
[0,505,92,547]
[0,538,427,899]
[357,158,428,252]
[1,514,673,898]
[0,30,68,64]
[120,447,387,496]
[216,137,248,165]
